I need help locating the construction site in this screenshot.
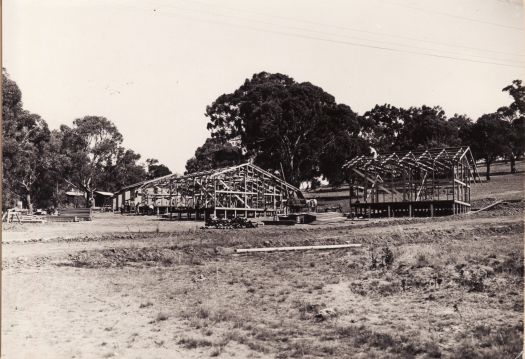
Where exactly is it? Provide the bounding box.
[345,147,480,218]
[8,147,486,226]
[114,162,304,220]
[3,158,523,358]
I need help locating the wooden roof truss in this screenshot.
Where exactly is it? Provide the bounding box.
[344,147,480,204]
[135,163,301,215]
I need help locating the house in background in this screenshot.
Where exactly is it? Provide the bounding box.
[112,174,175,214]
[93,191,113,210]
[64,189,113,210]
[65,190,85,208]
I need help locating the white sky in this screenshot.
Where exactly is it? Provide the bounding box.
[4,0,525,173]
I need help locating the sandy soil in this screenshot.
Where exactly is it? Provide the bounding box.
[1,214,202,243]
[2,173,524,359]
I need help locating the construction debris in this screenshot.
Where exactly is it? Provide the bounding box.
[235,243,362,253]
[204,217,258,229]
[468,200,505,214]
[261,219,296,226]
[2,209,46,223]
[309,212,347,225]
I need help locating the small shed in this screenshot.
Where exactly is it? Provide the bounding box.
[93,191,113,209]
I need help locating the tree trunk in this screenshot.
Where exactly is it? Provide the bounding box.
[485,161,491,181]
[85,190,93,208]
[91,189,97,208]
[26,193,33,213]
[54,181,59,208]
[510,154,516,174]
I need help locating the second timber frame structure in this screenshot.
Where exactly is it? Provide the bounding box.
[134,163,302,219]
[344,147,480,218]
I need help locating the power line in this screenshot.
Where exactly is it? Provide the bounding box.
[379,0,523,31]
[164,0,525,65]
[109,0,524,68]
[178,0,525,58]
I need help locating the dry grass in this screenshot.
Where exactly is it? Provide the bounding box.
[2,171,523,358]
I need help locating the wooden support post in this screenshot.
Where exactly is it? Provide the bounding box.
[409,204,412,217]
[387,205,391,218]
[430,203,434,217]
[169,180,173,221]
[402,171,406,202]
[349,178,352,218]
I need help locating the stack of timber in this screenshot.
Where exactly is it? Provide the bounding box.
[19,214,47,223]
[235,243,362,253]
[278,213,317,224]
[3,209,46,223]
[47,208,92,222]
[309,211,347,225]
[261,217,296,226]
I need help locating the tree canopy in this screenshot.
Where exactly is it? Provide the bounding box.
[497,79,525,173]
[205,72,366,186]
[185,137,243,174]
[146,158,173,179]
[2,70,51,211]
[2,70,171,210]
[2,68,524,211]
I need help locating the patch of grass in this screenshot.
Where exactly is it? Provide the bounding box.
[335,325,442,357]
[155,311,169,322]
[177,336,213,349]
[452,325,524,358]
[139,301,153,308]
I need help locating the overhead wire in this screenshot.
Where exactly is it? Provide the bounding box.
[110,0,525,69]
[377,0,523,31]
[178,0,525,59]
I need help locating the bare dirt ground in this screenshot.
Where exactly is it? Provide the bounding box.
[2,171,524,359]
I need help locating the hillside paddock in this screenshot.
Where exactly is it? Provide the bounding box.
[2,169,524,358]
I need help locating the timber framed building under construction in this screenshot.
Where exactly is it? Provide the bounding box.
[113,163,303,220]
[344,147,480,218]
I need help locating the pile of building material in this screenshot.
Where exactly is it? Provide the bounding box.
[235,243,362,253]
[204,217,258,229]
[278,213,317,224]
[46,208,92,222]
[308,212,347,225]
[3,209,47,223]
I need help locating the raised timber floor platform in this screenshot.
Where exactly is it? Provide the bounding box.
[352,200,470,218]
[152,207,282,221]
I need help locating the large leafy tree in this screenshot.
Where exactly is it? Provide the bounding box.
[2,70,51,211]
[2,70,23,209]
[185,137,243,174]
[448,114,473,146]
[470,114,511,180]
[101,148,148,192]
[318,104,369,185]
[33,129,69,208]
[205,72,363,186]
[497,79,525,173]
[60,116,123,207]
[359,104,406,153]
[146,158,172,179]
[396,106,461,150]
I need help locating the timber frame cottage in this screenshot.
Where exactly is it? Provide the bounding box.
[113,163,303,220]
[344,147,480,218]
